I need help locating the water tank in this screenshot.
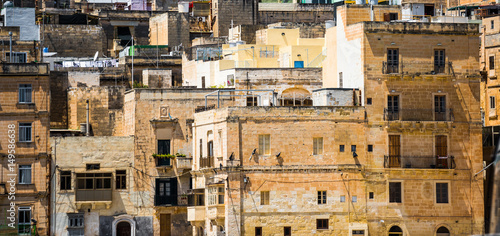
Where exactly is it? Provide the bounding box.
[3,1,13,7]
[355,0,363,4]
[178,1,189,13]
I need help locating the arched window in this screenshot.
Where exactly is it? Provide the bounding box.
[389,226,403,236]
[436,226,450,236]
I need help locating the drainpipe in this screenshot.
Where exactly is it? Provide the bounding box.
[9,31,12,63]
[86,100,89,136]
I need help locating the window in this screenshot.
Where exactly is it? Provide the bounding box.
[207,141,214,157]
[208,185,224,205]
[389,182,402,203]
[366,98,372,105]
[201,76,206,88]
[339,72,343,88]
[490,56,495,70]
[387,49,399,73]
[218,186,225,204]
[260,191,270,205]
[388,135,401,168]
[339,145,345,152]
[389,13,398,20]
[8,52,27,63]
[491,96,496,109]
[158,140,171,166]
[369,192,374,199]
[86,164,100,170]
[19,165,31,184]
[19,123,32,142]
[116,170,126,189]
[316,219,328,230]
[389,226,403,235]
[317,191,327,204]
[76,173,112,201]
[352,195,357,202]
[352,230,365,235]
[492,20,495,29]
[313,137,323,155]
[284,226,291,236]
[255,227,262,236]
[340,195,345,202]
[199,139,203,158]
[259,134,270,155]
[18,207,31,235]
[387,95,399,120]
[368,145,373,152]
[247,97,258,106]
[60,171,72,190]
[434,49,445,74]
[19,84,32,103]
[67,213,84,236]
[351,145,356,152]
[434,95,446,121]
[436,183,449,203]
[155,178,177,206]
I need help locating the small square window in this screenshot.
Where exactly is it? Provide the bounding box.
[260,191,270,205]
[339,145,345,152]
[352,195,357,202]
[340,195,345,202]
[86,164,100,170]
[317,191,327,204]
[366,98,372,105]
[367,145,373,152]
[351,145,356,152]
[316,219,329,230]
[369,192,374,199]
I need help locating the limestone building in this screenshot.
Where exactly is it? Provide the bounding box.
[187,4,484,236]
[0,64,51,235]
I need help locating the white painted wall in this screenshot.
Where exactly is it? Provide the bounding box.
[1,8,39,41]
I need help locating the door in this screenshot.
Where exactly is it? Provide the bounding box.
[388,135,401,168]
[160,214,171,236]
[387,95,399,120]
[116,221,131,236]
[155,178,177,206]
[434,95,446,121]
[435,135,448,168]
[294,61,304,68]
[434,49,445,73]
[387,49,399,73]
[157,140,171,166]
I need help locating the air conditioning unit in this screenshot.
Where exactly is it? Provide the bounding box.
[160,106,170,118]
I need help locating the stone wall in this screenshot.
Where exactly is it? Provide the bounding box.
[149,11,190,48]
[50,71,69,129]
[43,24,106,57]
[212,0,259,37]
[142,69,172,88]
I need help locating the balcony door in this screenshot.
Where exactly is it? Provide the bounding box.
[435,135,448,168]
[387,95,399,120]
[158,140,171,166]
[434,95,446,121]
[155,178,177,206]
[389,135,401,168]
[434,49,445,74]
[387,49,399,73]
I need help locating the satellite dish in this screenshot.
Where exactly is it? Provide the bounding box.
[93,51,99,61]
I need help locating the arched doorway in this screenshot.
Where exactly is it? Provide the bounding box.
[116,221,131,236]
[388,226,403,236]
[279,88,313,106]
[436,226,450,236]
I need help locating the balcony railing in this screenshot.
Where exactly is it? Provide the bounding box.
[384,108,454,122]
[76,189,112,201]
[384,155,455,169]
[200,156,214,168]
[382,61,453,75]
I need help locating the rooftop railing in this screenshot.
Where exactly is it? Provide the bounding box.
[384,155,455,169]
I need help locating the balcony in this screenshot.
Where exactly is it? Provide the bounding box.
[382,61,453,76]
[384,155,455,169]
[200,156,215,168]
[188,206,206,222]
[207,205,225,220]
[384,109,454,122]
[176,157,192,170]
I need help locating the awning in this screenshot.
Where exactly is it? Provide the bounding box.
[447,4,480,11]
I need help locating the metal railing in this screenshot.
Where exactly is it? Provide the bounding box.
[384,108,454,121]
[382,61,453,75]
[76,189,112,201]
[384,155,456,169]
[200,156,215,168]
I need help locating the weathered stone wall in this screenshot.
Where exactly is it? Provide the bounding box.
[142,69,172,88]
[67,86,126,136]
[43,24,106,57]
[50,71,69,129]
[149,11,190,48]
[266,22,326,38]
[212,0,259,37]
[259,11,335,26]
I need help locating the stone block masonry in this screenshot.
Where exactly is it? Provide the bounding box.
[43,24,106,57]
